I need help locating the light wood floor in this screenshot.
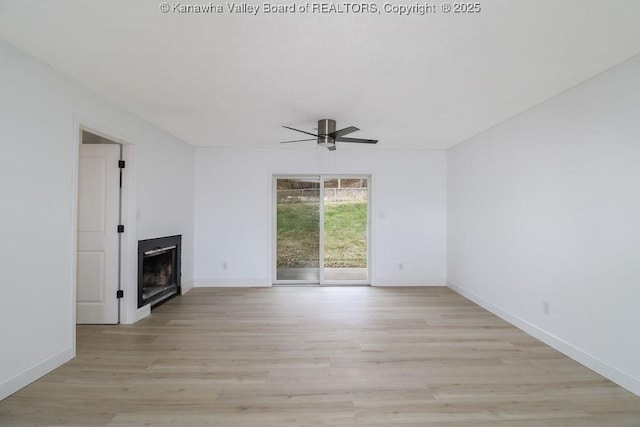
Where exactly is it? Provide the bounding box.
[2,287,639,426]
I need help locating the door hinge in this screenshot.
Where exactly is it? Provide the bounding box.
[116,290,124,299]
[118,160,125,169]
[117,224,125,233]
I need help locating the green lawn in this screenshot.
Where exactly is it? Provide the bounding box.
[277,202,367,268]
[276,202,319,268]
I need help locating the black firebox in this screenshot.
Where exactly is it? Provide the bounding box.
[138,235,181,309]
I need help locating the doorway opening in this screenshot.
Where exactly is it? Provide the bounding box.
[76,130,123,324]
[274,175,370,285]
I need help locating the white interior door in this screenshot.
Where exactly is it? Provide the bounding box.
[76,143,120,324]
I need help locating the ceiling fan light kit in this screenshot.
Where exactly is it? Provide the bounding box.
[281,119,378,151]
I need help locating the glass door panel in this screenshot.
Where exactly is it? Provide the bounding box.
[323,178,368,281]
[276,178,320,281]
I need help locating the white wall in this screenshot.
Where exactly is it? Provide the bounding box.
[447,56,640,395]
[0,40,194,400]
[194,147,446,287]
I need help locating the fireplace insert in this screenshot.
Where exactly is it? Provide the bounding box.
[138,235,181,308]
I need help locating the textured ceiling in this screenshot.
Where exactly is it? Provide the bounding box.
[1,0,640,149]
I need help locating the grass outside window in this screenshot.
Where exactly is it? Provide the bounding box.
[277,201,367,268]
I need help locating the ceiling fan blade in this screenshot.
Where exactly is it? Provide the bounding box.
[327,126,359,139]
[336,137,378,144]
[280,138,317,143]
[282,125,319,138]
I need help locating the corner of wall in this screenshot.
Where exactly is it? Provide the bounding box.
[0,347,74,401]
[446,281,640,396]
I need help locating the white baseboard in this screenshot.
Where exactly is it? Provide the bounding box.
[132,283,191,323]
[0,347,74,401]
[135,304,150,322]
[194,278,446,288]
[194,279,271,287]
[373,277,445,287]
[180,280,194,295]
[447,281,640,397]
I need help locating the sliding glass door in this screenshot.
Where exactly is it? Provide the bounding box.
[322,178,368,282]
[274,176,370,285]
[275,177,320,281]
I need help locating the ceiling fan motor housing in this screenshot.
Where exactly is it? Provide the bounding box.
[317,119,336,148]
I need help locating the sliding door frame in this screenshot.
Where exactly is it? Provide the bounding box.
[272,174,371,286]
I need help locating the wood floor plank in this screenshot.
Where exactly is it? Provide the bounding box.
[1,287,639,426]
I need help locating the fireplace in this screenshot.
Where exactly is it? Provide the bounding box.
[138,235,181,308]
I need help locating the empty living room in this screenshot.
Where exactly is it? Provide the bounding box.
[1,1,639,425]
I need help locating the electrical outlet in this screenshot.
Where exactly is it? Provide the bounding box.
[543,301,550,315]
[223,262,228,270]
[398,262,404,270]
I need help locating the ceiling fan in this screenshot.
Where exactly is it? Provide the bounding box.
[281,119,378,151]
